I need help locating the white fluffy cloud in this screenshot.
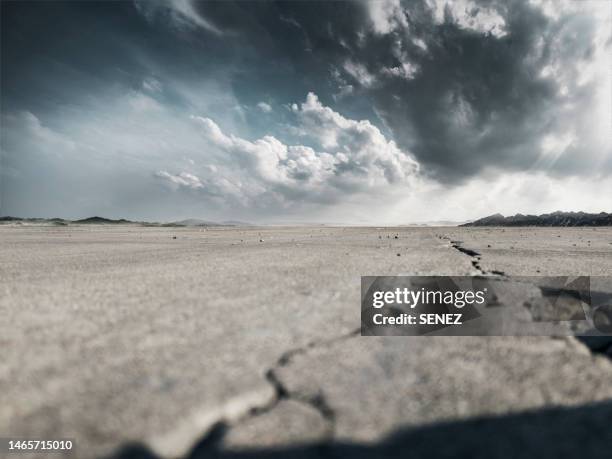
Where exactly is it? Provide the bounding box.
[343,60,377,88]
[155,171,203,190]
[256,102,272,113]
[426,0,508,37]
[156,93,419,207]
[367,0,408,35]
[366,0,507,38]
[293,93,419,184]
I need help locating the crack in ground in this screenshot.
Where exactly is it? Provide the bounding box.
[438,235,507,278]
[449,240,497,277]
[264,367,336,428]
[110,329,361,459]
[258,327,361,432]
[438,234,612,361]
[185,327,362,457]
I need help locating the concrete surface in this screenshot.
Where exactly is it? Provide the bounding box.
[1,225,612,458]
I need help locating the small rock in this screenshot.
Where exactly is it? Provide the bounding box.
[396,253,401,256]
[172,236,177,239]
[394,235,398,239]
[259,239,264,242]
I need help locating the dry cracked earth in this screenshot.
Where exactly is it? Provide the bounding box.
[1,225,612,459]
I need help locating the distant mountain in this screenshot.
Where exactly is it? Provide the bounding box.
[73,216,133,224]
[462,212,612,227]
[0,216,68,225]
[0,216,252,226]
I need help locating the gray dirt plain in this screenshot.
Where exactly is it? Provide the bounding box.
[1,225,612,459]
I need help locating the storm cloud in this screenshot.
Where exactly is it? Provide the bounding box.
[1,1,610,222]
[357,0,611,180]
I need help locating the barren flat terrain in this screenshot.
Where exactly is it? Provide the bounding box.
[1,225,612,458]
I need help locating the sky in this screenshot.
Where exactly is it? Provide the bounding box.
[1,0,611,224]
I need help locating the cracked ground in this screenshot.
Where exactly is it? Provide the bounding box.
[1,225,612,458]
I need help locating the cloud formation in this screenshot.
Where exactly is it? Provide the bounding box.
[256,102,272,113]
[155,171,204,190]
[156,93,419,207]
[134,0,223,35]
[333,0,611,181]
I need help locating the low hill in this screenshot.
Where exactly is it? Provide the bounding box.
[462,211,612,227]
[73,216,133,224]
[0,216,68,225]
[1,216,252,226]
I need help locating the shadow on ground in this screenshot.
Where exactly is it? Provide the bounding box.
[112,400,612,459]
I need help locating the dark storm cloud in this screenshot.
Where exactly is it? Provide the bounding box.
[361,0,610,181]
[368,1,559,179]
